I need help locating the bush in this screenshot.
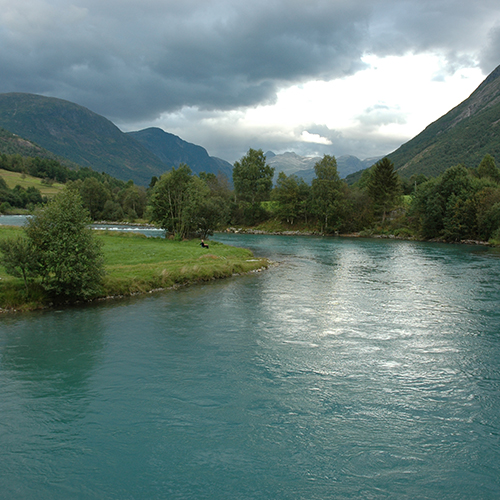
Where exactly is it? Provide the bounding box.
[25,189,105,301]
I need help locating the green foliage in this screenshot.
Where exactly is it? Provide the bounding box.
[120,184,147,219]
[491,227,500,245]
[0,173,45,211]
[476,187,500,240]
[415,185,445,239]
[197,172,232,236]
[67,177,146,222]
[227,148,500,241]
[196,196,230,238]
[150,165,211,238]
[0,234,37,291]
[101,199,125,221]
[367,157,401,222]
[78,177,111,219]
[341,186,374,232]
[272,172,311,225]
[25,189,105,300]
[442,194,478,241]
[233,148,274,205]
[311,155,345,233]
[0,148,145,220]
[477,154,500,182]
[408,163,500,241]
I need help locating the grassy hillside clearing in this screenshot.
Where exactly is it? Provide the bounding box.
[0,227,270,311]
[0,168,65,197]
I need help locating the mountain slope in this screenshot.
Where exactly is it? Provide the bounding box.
[0,93,168,185]
[127,127,233,179]
[388,65,500,178]
[0,126,81,168]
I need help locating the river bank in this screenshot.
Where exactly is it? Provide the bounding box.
[222,226,495,246]
[0,226,270,313]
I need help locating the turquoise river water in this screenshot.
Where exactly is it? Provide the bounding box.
[1,232,500,499]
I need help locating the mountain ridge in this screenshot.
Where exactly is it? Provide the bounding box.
[0,93,233,185]
[127,128,233,180]
[388,64,500,178]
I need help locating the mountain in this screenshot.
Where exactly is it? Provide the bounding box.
[265,151,320,177]
[337,155,382,177]
[265,151,381,182]
[388,64,500,178]
[0,93,168,185]
[0,93,233,185]
[127,128,233,179]
[0,126,81,168]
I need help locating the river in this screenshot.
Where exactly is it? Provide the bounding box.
[1,232,500,499]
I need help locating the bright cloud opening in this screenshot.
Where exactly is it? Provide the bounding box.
[300,131,332,145]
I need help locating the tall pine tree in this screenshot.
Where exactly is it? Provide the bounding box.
[367,157,400,223]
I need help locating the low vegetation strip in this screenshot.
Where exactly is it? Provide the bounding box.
[0,226,270,312]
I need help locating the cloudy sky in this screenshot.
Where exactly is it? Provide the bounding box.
[1,0,499,163]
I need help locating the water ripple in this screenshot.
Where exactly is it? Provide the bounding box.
[1,235,500,498]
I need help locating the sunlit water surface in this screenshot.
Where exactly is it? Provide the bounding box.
[1,233,500,499]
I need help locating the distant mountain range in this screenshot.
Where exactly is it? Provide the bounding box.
[0,93,232,185]
[265,151,381,182]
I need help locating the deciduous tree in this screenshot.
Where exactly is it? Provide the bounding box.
[233,149,274,204]
[311,155,344,233]
[78,176,111,220]
[25,189,104,300]
[0,235,37,292]
[150,165,210,238]
[272,172,311,225]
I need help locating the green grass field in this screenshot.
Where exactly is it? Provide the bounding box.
[0,226,269,311]
[0,168,65,197]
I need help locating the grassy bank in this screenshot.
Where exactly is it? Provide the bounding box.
[0,226,270,312]
[0,168,65,197]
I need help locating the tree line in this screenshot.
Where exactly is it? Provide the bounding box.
[2,148,500,244]
[1,148,500,304]
[0,153,147,219]
[149,148,500,243]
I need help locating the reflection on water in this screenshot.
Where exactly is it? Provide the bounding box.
[1,234,500,499]
[2,311,104,396]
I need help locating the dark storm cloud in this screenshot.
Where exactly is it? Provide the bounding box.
[2,0,498,124]
[1,0,499,167]
[0,0,367,121]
